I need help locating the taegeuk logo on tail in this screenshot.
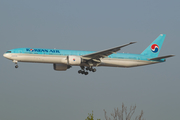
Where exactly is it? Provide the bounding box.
[151,44,159,53]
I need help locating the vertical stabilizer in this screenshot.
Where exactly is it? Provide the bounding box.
[141,34,166,57]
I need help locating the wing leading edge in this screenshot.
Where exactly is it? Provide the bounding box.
[82,42,136,60]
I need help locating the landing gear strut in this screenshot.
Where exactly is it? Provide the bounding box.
[86,67,96,72]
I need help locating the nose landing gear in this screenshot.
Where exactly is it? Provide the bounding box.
[15,65,19,68]
[13,60,18,69]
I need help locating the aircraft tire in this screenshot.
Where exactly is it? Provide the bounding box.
[92,68,96,72]
[15,65,18,68]
[78,70,81,74]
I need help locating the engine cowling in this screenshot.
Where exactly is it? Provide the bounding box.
[68,55,82,65]
[60,55,82,66]
[53,63,68,71]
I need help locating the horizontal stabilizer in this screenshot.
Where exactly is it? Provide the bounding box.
[148,55,175,61]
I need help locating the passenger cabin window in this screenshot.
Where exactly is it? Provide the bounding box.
[6,51,11,53]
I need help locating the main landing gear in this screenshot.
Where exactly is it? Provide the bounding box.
[78,66,96,75]
[13,60,19,69]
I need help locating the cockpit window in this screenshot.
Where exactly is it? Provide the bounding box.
[6,51,11,53]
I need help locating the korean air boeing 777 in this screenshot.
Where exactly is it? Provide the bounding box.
[3,34,174,75]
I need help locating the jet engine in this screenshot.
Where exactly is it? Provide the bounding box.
[53,63,70,71]
[61,55,82,66]
[68,55,82,65]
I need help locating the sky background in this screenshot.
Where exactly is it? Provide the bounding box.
[0,0,179,120]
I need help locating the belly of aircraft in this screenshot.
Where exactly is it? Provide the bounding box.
[99,58,157,67]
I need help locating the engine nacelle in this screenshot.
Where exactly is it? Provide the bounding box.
[68,55,82,65]
[53,63,68,71]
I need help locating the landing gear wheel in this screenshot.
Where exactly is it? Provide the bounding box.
[80,70,84,74]
[92,68,96,72]
[78,66,91,75]
[80,66,85,70]
[78,70,81,74]
[15,65,18,68]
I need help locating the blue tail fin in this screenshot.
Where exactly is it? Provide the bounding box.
[141,34,166,57]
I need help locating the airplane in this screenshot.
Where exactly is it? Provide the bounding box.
[3,34,174,75]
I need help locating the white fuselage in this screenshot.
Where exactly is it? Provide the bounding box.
[3,53,158,68]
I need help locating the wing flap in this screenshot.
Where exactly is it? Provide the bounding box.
[148,55,175,60]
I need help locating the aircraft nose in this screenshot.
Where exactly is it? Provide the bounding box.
[3,53,9,58]
[3,53,6,57]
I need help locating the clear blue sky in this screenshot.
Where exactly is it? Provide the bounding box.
[0,0,179,120]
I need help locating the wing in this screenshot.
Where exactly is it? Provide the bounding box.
[82,42,136,60]
[148,55,175,61]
